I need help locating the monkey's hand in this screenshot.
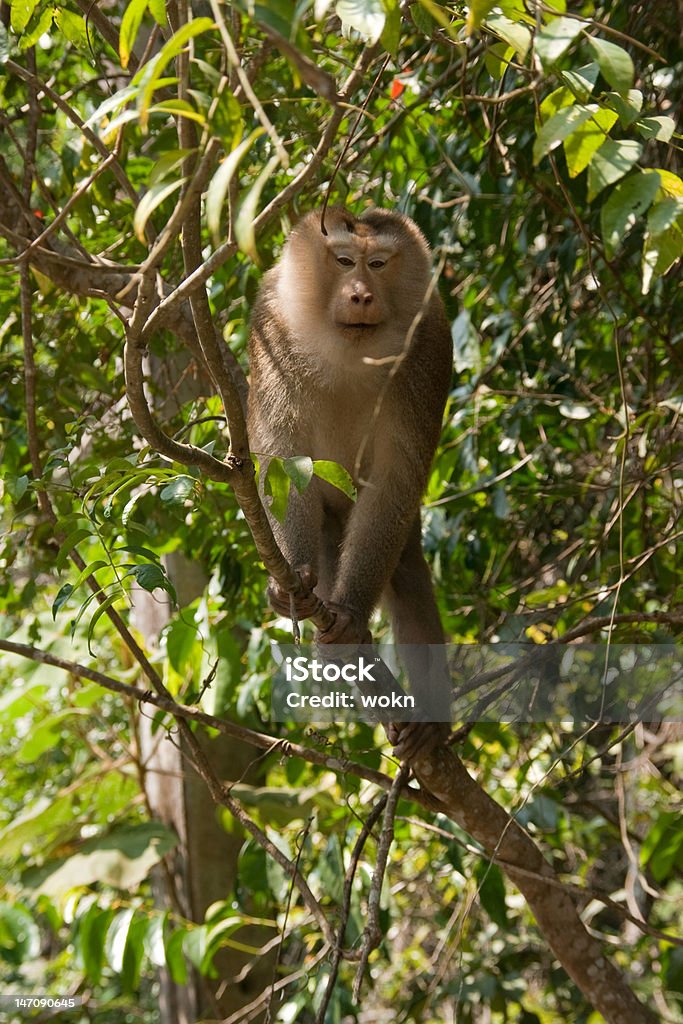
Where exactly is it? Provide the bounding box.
[386,721,450,762]
[316,603,372,646]
[267,566,322,621]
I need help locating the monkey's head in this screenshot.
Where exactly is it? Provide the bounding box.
[273,208,435,371]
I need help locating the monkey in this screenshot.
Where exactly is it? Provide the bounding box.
[247,207,453,760]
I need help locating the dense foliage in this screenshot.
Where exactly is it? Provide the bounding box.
[0,0,681,1021]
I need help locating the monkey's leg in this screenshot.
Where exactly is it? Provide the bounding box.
[382,519,451,761]
[266,485,324,622]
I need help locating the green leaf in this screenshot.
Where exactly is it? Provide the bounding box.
[69,559,109,593]
[0,17,10,62]
[335,0,386,43]
[78,904,114,984]
[34,824,178,898]
[106,908,135,974]
[641,811,683,883]
[160,475,195,506]
[127,563,174,596]
[563,107,617,178]
[587,138,642,201]
[642,197,683,294]
[410,2,433,35]
[120,0,148,69]
[635,116,676,143]
[134,177,185,241]
[0,904,40,965]
[165,927,189,984]
[144,913,169,968]
[148,148,195,185]
[83,85,140,129]
[535,16,582,68]
[206,128,265,242]
[539,86,574,122]
[148,0,166,26]
[52,583,75,619]
[10,0,39,34]
[484,13,531,60]
[283,456,314,494]
[559,62,598,103]
[586,35,634,94]
[604,89,642,128]
[165,617,199,673]
[533,103,595,166]
[54,9,90,50]
[380,0,401,54]
[19,6,53,48]
[475,863,508,928]
[312,460,357,500]
[55,526,93,571]
[600,171,661,259]
[135,17,215,130]
[149,98,206,124]
[87,593,121,652]
[465,0,497,33]
[209,88,243,148]
[18,712,79,763]
[264,458,291,523]
[9,473,29,501]
[234,155,280,263]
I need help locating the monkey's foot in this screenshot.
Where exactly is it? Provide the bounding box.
[386,720,450,762]
[316,603,372,646]
[267,566,321,620]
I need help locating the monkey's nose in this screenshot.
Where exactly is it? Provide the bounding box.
[351,289,373,306]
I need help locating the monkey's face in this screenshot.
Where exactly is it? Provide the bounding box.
[274,209,433,372]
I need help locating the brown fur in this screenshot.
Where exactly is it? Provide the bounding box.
[248,208,452,756]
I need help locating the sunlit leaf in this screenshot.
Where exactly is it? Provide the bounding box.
[587,138,642,201]
[604,89,643,127]
[533,103,595,165]
[312,461,357,500]
[560,62,598,103]
[535,16,582,68]
[600,170,660,259]
[10,0,39,34]
[234,155,280,262]
[484,13,531,59]
[586,35,634,94]
[465,0,497,34]
[264,458,291,523]
[642,197,683,294]
[336,0,385,43]
[120,0,148,69]
[133,177,185,241]
[635,116,676,143]
[283,456,314,494]
[206,128,265,242]
[563,107,617,178]
[148,99,206,124]
[136,18,215,130]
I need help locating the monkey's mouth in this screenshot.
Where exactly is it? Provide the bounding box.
[337,322,380,332]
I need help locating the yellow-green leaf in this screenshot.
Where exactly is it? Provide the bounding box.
[206,128,265,242]
[234,155,280,263]
[134,178,185,241]
[563,107,617,178]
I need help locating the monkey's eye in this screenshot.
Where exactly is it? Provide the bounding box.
[336,256,355,267]
[368,259,386,269]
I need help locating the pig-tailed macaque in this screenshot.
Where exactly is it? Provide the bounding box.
[248,208,452,760]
